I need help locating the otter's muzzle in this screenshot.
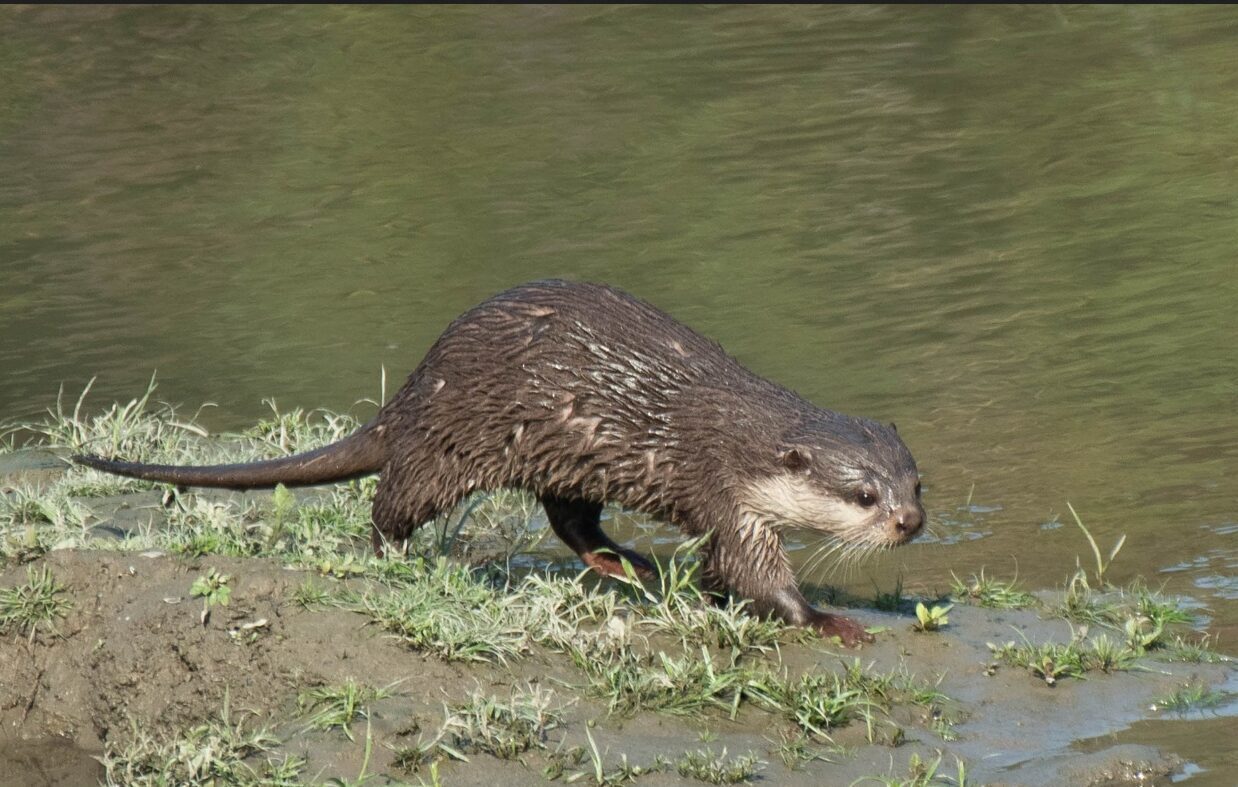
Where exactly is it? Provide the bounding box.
[890,505,925,542]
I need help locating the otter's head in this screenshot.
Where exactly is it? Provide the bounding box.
[740,415,924,549]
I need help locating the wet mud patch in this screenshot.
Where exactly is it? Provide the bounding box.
[1,547,1231,786]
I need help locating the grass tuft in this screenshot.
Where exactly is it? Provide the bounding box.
[673,747,762,784]
[849,752,969,786]
[98,695,298,787]
[359,557,528,663]
[1159,634,1227,664]
[297,678,391,741]
[441,684,564,760]
[950,569,1037,609]
[1151,680,1226,714]
[0,565,72,639]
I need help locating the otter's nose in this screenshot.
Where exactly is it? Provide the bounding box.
[893,506,924,539]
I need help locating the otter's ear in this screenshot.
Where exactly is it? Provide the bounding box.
[777,446,813,472]
[889,422,898,433]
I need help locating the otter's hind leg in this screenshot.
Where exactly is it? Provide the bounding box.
[540,494,656,580]
[370,464,443,557]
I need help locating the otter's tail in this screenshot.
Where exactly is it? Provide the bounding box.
[73,424,387,490]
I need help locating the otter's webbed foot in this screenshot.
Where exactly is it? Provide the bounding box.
[581,548,658,581]
[807,609,873,647]
[747,585,873,648]
[541,494,657,581]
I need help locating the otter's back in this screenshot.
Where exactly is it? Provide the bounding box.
[377,280,754,510]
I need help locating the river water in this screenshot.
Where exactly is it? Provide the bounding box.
[1,4,1235,775]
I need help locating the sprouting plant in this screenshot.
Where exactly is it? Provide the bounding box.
[570,725,651,785]
[913,602,952,632]
[1122,614,1165,653]
[264,483,296,550]
[190,569,232,626]
[1067,502,1125,588]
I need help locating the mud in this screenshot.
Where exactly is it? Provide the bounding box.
[1,449,1234,786]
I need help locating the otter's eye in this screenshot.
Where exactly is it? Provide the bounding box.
[915,481,922,497]
[856,490,878,508]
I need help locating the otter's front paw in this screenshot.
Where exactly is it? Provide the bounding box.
[809,611,874,647]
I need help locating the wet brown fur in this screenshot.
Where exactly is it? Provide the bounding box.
[76,280,923,645]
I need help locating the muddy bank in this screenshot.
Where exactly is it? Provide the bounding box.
[1,436,1234,786]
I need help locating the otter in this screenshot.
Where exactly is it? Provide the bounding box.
[75,280,924,646]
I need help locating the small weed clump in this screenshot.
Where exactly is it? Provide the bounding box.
[0,481,88,557]
[988,639,1086,686]
[289,578,337,609]
[164,498,264,558]
[978,505,1210,680]
[543,744,590,781]
[1053,577,1197,656]
[97,698,301,787]
[1057,571,1121,626]
[359,557,529,663]
[987,629,1151,685]
[1159,634,1227,664]
[673,747,763,784]
[950,570,1037,609]
[297,678,391,741]
[850,752,969,786]
[1053,507,1192,646]
[872,577,906,612]
[1085,634,1141,674]
[441,685,564,760]
[429,488,547,564]
[775,670,880,738]
[0,565,72,639]
[570,727,657,785]
[392,741,440,774]
[573,645,764,717]
[396,687,566,773]
[772,729,833,769]
[1151,680,1226,714]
